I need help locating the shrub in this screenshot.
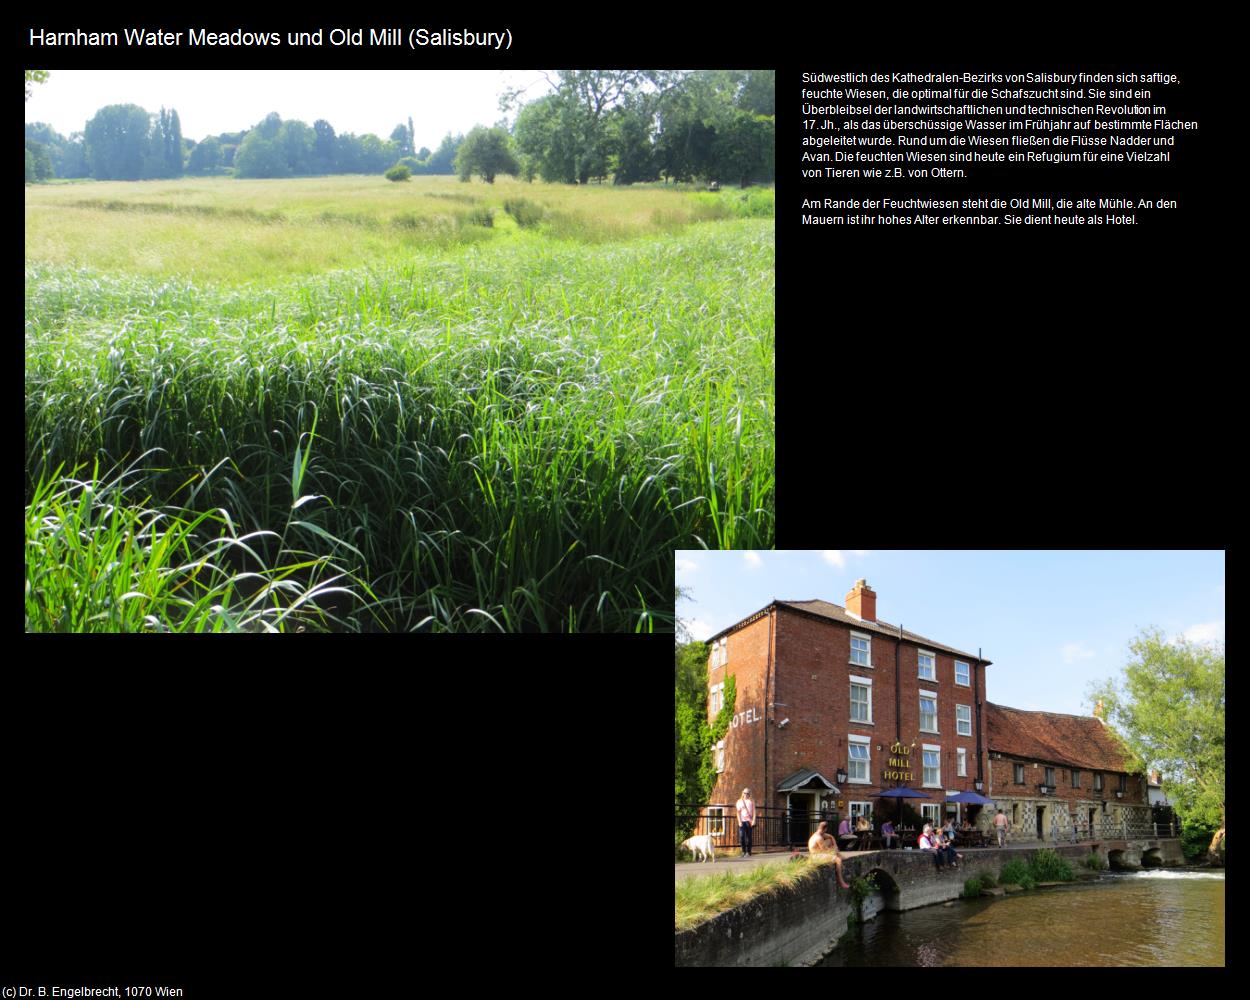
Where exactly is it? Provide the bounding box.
[1028,848,1075,882]
[458,206,494,228]
[503,197,545,228]
[1084,851,1107,871]
[998,858,1036,890]
[1180,822,1220,863]
[961,876,984,898]
[978,871,996,887]
[385,164,411,182]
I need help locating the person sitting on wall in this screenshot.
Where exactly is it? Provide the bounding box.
[919,824,944,869]
[936,829,962,869]
[808,821,853,889]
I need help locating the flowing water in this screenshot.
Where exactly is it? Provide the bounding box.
[816,870,1224,966]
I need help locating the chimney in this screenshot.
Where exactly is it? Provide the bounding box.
[845,579,877,622]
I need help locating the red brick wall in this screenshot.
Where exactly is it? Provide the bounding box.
[706,604,990,824]
[990,756,1147,806]
[707,611,772,810]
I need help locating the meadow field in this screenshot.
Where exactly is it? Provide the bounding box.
[25,175,774,632]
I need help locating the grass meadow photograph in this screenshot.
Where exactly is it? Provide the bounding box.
[24,69,775,632]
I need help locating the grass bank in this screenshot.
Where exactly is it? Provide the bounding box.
[675,856,836,932]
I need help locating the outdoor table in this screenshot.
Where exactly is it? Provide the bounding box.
[857,833,883,851]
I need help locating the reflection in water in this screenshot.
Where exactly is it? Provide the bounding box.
[818,871,1224,967]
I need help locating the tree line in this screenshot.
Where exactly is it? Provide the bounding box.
[25,107,465,182]
[26,69,774,187]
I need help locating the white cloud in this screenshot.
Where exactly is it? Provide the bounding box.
[675,557,699,575]
[1060,642,1095,664]
[821,550,845,568]
[1177,621,1225,646]
[743,551,762,569]
[688,618,715,640]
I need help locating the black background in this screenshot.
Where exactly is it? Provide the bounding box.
[19,12,1226,985]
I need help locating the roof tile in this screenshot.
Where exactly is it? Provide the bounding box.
[986,702,1135,773]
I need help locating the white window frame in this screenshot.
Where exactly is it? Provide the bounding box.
[957,747,967,777]
[849,801,874,823]
[955,660,970,686]
[709,681,724,716]
[847,734,871,784]
[850,630,872,668]
[715,739,725,774]
[921,803,942,827]
[1014,762,1025,785]
[919,690,939,733]
[917,649,936,681]
[849,674,873,725]
[1094,772,1103,792]
[708,806,726,837]
[922,743,942,788]
[720,637,728,666]
[956,703,972,737]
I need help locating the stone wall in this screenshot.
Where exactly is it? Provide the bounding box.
[674,860,856,968]
[675,844,1128,967]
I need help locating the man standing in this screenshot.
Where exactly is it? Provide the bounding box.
[735,788,756,858]
[994,808,1009,848]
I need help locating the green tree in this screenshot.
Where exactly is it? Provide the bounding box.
[25,70,49,101]
[1088,628,1225,864]
[84,104,152,180]
[155,107,184,177]
[186,135,222,175]
[233,133,289,178]
[277,120,314,175]
[455,125,519,184]
[25,139,53,181]
[425,133,463,175]
[312,119,337,174]
[712,110,775,187]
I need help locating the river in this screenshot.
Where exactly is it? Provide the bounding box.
[816,869,1224,966]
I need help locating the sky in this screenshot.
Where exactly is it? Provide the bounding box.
[23,70,555,148]
[676,550,1225,716]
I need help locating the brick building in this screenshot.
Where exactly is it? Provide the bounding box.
[986,702,1149,841]
[700,578,1151,849]
[704,580,993,844]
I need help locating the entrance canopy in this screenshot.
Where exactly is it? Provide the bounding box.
[776,768,839,794]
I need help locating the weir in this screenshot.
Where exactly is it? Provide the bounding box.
[674,840,1185,967]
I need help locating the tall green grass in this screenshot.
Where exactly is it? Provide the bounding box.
[25,219,774,632]
[25,454,361,632]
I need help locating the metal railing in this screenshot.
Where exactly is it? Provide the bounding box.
[676,803,840,852]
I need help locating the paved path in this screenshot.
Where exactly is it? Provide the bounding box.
[675,840,1097,883]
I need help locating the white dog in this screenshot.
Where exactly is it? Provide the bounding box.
[681,834,716,863]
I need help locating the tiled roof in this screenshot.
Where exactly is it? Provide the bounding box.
[985,702,1136,773]
[775,599,988,663]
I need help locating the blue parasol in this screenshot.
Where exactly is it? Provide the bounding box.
[946,791,995,804]
[877,787,933,834]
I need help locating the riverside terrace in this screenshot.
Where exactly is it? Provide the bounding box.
[674,838,1186,967]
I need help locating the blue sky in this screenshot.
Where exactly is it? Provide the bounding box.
[675,550,1225,716]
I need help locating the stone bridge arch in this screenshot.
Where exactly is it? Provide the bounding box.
[861,867,902,918]
[1141,847,1163,868]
